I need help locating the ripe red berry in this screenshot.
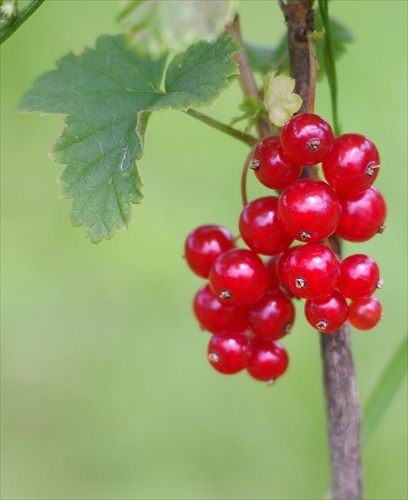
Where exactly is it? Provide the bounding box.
[251,136,302,189]
[280,113,334,166]
[336,186,387,242]
[193,284,250,335]
[322,133,380,194]
[248,290,295,340]
[304,291,348,333]
[348,297,383,330]
[239,196,294,255]
[184,225,235,278]
[246,339,289,384]
[338,254,382,300]
[208,331,251,374]
[286,243,339,299]
[278,178,340,242]
[209,248,269,308]
[265,255,281,291]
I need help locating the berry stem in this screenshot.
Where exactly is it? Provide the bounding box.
[280,2,363,498]
[240,146,256,207]
[306,33,317,114]
[184,109,258,147]
[0,0,44,45]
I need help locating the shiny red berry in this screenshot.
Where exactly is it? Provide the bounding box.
[322,133,380,194]
[248,290,295,340]
[280,113,334,166]
[208,331,251,374]
[209,248,269,308]
[338,254,382,300]
[304,291,348,333]
[193,284,250,335]
[348,297,383,330]
[336,186,387,242]
[246,339,289,384]
[251,136,302,189]
[239,196,294,255]
[278,178,341,242]
[286,243,339,299]
[184,225,235,278]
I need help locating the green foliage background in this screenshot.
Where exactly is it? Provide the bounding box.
[1,1,407,499]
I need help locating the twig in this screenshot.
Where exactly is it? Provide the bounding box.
[225,14,271,139]
[279,2,363,498]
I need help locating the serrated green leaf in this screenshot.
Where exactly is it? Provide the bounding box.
[263,71,302,127]
[21,34,239,242]
[118,0,237,58]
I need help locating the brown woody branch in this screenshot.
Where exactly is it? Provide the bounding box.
[279,2,364,499]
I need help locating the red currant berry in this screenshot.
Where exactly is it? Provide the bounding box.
[278,179,341,242]
[336,186,387,242]
[209,248,269,308]
[280,113,334,166]
[208,331,251,374]
[239,196,294,255]
[193,284,250,335]
[265,255,281,291]
[184,225,235,278]
[248,289,295,340]
[251,136,302,189]
[276,246,300,291]
[304,291,348,333]
[286,243,339,299]
[338,254,382,300]
[322,133,380,194]
[348,297,383,330]
[246,339,289,384]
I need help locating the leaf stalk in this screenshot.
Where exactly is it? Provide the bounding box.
[0,0,44,45]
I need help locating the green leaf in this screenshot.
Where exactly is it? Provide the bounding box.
[263,71,302,127]
[362,336,408,445]
[230,96,266,134]
[245,39,287,75]
[118,0,237,58]
[21,34,240,242]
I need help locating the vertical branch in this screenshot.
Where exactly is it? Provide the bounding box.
[225,15,271,139]
[279,2,363,499]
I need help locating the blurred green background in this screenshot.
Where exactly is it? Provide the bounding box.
[1,1,407,499]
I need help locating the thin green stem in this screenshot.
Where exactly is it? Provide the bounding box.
[318,0,341,136]
[184,109,258,148]
[0,0,45,45]
[240,146,256,207]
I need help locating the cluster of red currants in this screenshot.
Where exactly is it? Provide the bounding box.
[184,113,386,385]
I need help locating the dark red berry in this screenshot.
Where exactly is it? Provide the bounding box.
[184,225,235,278]
[248,289,295,340]
[246,339,289,384]
[239,196,294,255]
[322,133,380,194]
[265,255,281,291]
[193,284,250,335]
[286,243,339,299]
[278,178,341,242]
[251,136,302,189]
[280,113,334,166]
[209,248,269,308]
[348,297,383,330]
[304,291,348,333]
[336,186,387,242]
[208,331,251,374]
[276,246,300,291]
[338,254,382,300]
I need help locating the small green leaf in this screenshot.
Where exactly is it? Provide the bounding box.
[21,34,239,242]
[263,71,302,127]
[230,96,266,134]
[118,0,237,58]
[362,336,408,445]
